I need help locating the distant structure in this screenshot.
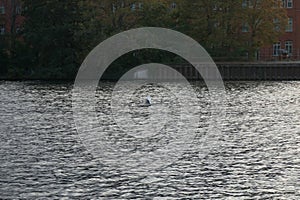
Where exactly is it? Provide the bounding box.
[259,0,300,61]
[0,0,24,36]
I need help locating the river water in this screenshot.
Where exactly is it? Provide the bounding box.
[0,81,299,199]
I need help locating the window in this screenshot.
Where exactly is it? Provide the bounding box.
[131,3,136,11]
[274,18,280,31]
[0,6,5,14]
[273,42,281,56]
[16,6,22,15]
[242,23,249,32]
[171,2,176,9]
[287,0,293,8]
[214,22,220,28]
[286,18,293,32]
[285,41,293,55]
[138,3,143,9]
[0,25,5,35]
[112,4,116,13]
[242,0,248,8]
[213,4,218,11]
[281,0,292,8]
[242,0,253,8]
[16,26,21,34]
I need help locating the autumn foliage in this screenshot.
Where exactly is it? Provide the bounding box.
[0,0,288,79]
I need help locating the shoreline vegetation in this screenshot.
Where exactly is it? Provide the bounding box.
[1,1,289,80]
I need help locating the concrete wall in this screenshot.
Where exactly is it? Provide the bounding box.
[172,62,300,81]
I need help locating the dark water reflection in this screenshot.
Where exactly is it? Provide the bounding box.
[0,81,299,199]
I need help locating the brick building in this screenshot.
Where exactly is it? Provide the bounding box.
[1,0,299,61]
[0,0,24,36]
[259,0,300,61]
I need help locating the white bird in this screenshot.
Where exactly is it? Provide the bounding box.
[145,96,152,106]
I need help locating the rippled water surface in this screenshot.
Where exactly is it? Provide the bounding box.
[0,81,299,199]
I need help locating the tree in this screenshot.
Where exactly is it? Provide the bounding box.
[175,0,210,43]
[0,35,9,76]
[8,0,288,80]
[175,0,287,61]
[136,0,176,28]
[99,0,140,34]
[0,0,23,77]
[235,0,287,60]
[22,0,84,79]
[75,0,108,64]
[8,0,17,60]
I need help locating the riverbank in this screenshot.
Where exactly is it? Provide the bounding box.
[218,61,300,81]
[173,61,300,81]
[1,61,300,81]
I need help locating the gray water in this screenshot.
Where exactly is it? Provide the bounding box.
[0,81,299,199]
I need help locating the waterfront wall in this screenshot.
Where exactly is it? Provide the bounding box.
[2,62,300,81]
[172,62,300,81]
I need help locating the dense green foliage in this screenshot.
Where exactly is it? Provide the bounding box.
[21,0,82,79]
[0,0,287,80]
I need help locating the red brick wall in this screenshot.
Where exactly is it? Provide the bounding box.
[0,0,24,35]
[260,0,300,61]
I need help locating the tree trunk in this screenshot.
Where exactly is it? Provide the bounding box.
[9,0,17,59]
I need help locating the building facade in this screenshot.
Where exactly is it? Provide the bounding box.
[260,0,300,61]
[1,0,298,61]
[0,0,24,36]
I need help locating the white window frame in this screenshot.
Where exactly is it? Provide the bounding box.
[112,4,116,13]
[286,18,293,32]
[0,6,5,14]
[274,18,280,31]
[242,0,251,8]
[287,0,293,8]
[282,0,286,7]
[171,2,176,9]
[138,3,143,9]
[285,41,293,55]
[16,6,22,15]
[242,23,249,32]
[273,42,281,56]
[131,3,136,11]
